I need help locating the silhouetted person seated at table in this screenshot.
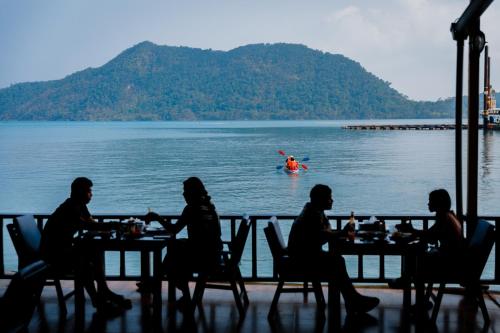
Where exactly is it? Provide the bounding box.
[388,188,465,289]
[145,177,223,310]
[40,177,132,315]
[288,184,379,314]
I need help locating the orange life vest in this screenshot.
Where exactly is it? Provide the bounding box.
[287,160,299,171]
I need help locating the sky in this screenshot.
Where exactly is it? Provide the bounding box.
[1,0,500,101]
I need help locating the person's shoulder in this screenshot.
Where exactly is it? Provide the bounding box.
[51,198,72,214]
[294,204,309,221]
[444,210,459,221]
[182,204,204,216]
[181,204,192,215]
[446,211,462,227]
[303,203,322,218]
[295,203,322,223]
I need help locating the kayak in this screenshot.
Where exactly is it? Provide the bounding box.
[284,167,299,174]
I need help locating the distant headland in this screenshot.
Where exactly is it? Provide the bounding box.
[0,42,473,121]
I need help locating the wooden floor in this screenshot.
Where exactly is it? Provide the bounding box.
[2,280,500,332]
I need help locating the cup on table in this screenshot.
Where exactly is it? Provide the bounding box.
[125,217,144,236]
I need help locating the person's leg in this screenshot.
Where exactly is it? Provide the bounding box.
[86,250,132,309]
[323,253,357,297]
[58,252,103,308]
[388,251,416,289]
[322,253,379,314]
[164,244,192,300]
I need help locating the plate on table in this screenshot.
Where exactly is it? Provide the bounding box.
[144,226,166,235]
[123,231,144,239]
[357,230,386,239]
[83,230,114,239]
[390,232,415,243]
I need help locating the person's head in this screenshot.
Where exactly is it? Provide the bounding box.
[70,177,93,204]
[310,184,333,210]
[183,177,209,204]
[290,157,295,161]
[428,189,451,213]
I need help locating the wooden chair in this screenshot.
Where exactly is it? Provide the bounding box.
[7,215,75,317]
[422,219,495,324]
[0,260,48,333]
[264,217,326,318]
[191,216,251,317]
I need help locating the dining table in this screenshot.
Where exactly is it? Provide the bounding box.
[74,228,172,323]
[327,231,427,330]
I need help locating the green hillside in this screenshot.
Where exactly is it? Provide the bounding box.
[0,42,456,120]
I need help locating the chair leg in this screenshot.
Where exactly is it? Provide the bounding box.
[430,283,445,322]
[475,287,490,324]
[230,278,246,317]
[268,280,284,318]
[54,279,67,317]
[425,283,434,302]
[311,281,325,310]
[192,275,207,311]
[235,268,249,306]
[303,281,309,303]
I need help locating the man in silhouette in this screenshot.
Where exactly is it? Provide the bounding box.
[40,177,131,315]
[288,184,379,314]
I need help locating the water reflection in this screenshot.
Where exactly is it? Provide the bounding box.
[287,172,300,192]
[481,130,494,186]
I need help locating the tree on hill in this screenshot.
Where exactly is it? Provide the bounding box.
[0,42,456,120]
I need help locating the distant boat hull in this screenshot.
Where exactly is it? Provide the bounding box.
[482,46,500,130]
[483,108,500,130]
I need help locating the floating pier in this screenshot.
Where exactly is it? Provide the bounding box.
[342,124,483,130]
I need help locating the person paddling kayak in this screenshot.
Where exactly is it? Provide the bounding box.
[276,150,309,173]
[285,156,299,172]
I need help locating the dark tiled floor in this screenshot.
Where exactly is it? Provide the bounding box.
[2,280,500,332]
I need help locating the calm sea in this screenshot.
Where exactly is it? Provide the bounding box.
[1,120,498,280]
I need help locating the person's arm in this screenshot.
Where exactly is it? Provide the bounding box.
[144,209,188,234]
[77,206,105,230]
[80,215,100,230]
[320,218,349,244]
[145,212,174,232]
[397,221,438,245]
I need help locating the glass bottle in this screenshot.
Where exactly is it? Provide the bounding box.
[347,211,356,241]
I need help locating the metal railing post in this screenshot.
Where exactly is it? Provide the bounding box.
[251,216,257,279]
[0,217,4,276]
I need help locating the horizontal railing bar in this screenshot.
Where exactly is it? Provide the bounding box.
[2,213,499,286]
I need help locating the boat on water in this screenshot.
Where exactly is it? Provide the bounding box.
[284,166,299,174]
[482,45,500,130]
[276,150,309,174]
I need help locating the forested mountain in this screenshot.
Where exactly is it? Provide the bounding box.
[0,42,460,120]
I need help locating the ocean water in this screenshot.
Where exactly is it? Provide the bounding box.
[1,120,499,279]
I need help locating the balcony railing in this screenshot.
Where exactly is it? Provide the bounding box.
[1,213,499,285]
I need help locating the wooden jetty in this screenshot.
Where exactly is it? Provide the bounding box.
[343,124,484,130]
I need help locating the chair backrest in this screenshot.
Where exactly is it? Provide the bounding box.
[10,215,42,269]
[0,260,47,331]
[229,215,251,265]
[466,219,495,282]
[264,217,287,260]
